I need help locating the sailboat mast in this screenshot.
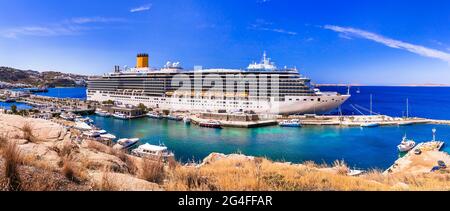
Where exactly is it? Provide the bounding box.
[406,98,409,118]
[370,94,373,115]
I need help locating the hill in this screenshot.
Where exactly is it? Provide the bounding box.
[0,67,88,88]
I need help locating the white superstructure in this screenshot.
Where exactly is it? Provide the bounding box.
[87,53,350,115]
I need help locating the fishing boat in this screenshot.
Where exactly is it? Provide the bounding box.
[397,136,416,152]
[199,120,222,128]
[131,143,174,160]
[113,112,131,120]
[95,109,111,117]
[113,138,139,150]
[279,119,302,127]
[165,114,183,121]
[360,122,380,128]
[147,112,163,119]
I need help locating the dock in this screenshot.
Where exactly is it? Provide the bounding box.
[190,116,278,128]
[384,141,447,174]
[280,115,432,127]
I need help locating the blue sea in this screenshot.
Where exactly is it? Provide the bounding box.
[0,101,33,110]
[10,86,450,169]
[33,87,87,99]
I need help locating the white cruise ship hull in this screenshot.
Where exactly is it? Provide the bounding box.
[88,91,350,115]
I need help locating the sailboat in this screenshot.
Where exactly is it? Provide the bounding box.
[356,87,361,94]
[398,98,413,126]
[360,94,379,127]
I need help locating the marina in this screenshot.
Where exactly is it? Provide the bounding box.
[1,86,450,170]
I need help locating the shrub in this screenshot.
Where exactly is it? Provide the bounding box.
[140,158,165,184]
[2,142,22,191]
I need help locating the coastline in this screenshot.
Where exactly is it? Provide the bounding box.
[1,113,449,191]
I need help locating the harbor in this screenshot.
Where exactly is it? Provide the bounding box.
[1,86,450,170]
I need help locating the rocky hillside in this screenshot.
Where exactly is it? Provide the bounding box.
[0,114,449,191]
[0,67,87,88]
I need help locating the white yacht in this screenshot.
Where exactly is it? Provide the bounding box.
[95,109,111,117]
[131,143,174,160]
[113,138,139,150]
[397,136,416,152]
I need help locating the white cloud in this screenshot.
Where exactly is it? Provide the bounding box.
[70,17,125,24]
[324,25,450,63]
[130,4,152,13]
[250,19,297,36]
[1,17,124,38]
[3,26,79,38]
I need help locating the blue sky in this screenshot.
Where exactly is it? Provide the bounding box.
[0,0,450,85]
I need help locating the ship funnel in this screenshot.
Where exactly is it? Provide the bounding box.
[136,53,149,68]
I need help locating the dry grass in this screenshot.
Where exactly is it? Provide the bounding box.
[333,160,350,175]
[0,133,8,149]
[61,158,87,183]
[96,168,118,191]
[21,123,40,143]
[1,142,22,191]
[111,149,138,175]
[86,140,111,154]
[140,158,165,184]
[165,157,393,191]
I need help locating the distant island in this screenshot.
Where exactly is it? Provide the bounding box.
[0,66,88,88]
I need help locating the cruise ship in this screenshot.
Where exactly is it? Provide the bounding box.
[87,53,350,115]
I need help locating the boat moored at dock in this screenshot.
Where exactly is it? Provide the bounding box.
[95,109,111,117]
[279,119,302,127]
[360,122,380,128]
[113,112,132,120]
[199,120,222,129]
[113,138,140,150]
[397,136,416,152]
[87,52,350,115]
[165,114,183,121]
[147,112,163,119]
[131,143,174,160]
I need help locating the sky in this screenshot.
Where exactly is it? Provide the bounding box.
[1,0,450,85]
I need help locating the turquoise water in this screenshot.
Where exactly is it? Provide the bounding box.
[89,115,450,170]
[22,86,450,170]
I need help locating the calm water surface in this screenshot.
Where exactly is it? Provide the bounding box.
[22,86,450,169]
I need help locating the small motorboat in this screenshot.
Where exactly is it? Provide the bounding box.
[165,114,183,121]
[113,138,139,150]
[76,117,94,124]
[183,117,191,124]
[147,112,163,119]
[95,130,117,140]
[279,119,302,127]
[74,121,93,131]
[95,109,111,117]
[82,130,101,138]
[397,136,416,152]
[398,122,413,126]
[199,120,222,129]
[113,112,131,120]
[60,112,76,121]
[131,143,174,160]
[360,122,379,128]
